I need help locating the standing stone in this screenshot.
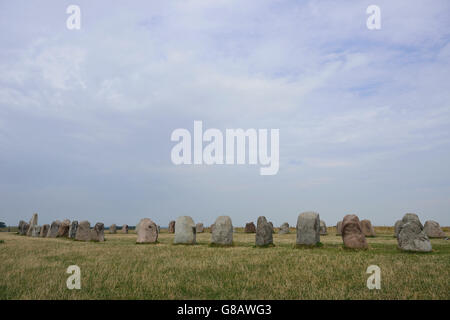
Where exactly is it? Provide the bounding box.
[319,220,327,235]
[394,220,402,238]
[341,214,368,249]
[278,222,290,234]
[136,218,158,243]
[75,221,91,241]
[423,220,446,238]
[26,213,38,236]
[40,224,50,237]
[57,219,71,237]
[269,222,275,233]
[157,225,160,234]
[31,225,41,237]
[255,216,273,246]
[245,222,256,233]
[210,223,215,233]
[296,212,320,246]
[69,221,78,239]
[47,220,61,238]
[174,216,196,244]
[110,224,117,234]
[398,214,431,252]
[122,224,129,234]
[90,222,105,242]
[168,220,176,233]
[336,221,343,235]
[21,223,30,235]
[361,219,376,237]
[196,223,204,233]
[18,220,26,234]
[211,216,233,245]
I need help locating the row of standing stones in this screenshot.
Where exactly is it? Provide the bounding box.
[17,212,446,252]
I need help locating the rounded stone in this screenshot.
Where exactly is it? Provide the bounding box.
[211,216,233,245]
[361,219,376,237]
[174,216,196,244]
[341,214,368,249]
[136,218,158,243]
[75,221,91,241]
[296,212,320,246]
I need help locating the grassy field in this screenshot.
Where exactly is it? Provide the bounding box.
[0,227,449,300]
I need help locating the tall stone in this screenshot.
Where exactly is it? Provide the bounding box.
[423,220,446,238]
[26,213,38,236]
[211,216,233,245]
[122,224,129,234]
[168,220,176,233]
[57,219,71,237]
[361,219,376,237]
[90,222,105,242]
[319,220,327,235]
[341,214,368,249]
[136,218,159,243]
[174,216,196,244]
[255,216,273,246]
[336,221,343,235]
[394,220,402,238]
[110,224,117,234]
[40,224,50,237]
[69,221,78,239]
[296,212,320,246]
[47,220,61,238]
[196,223,204,233]
[75,221,91,241]
[18,220,26,234]
[278,222,289,234]
[245,222,256,233]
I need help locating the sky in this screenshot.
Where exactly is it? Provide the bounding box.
[1,0,449,227]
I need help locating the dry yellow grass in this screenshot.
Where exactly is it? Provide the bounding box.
[0,227,449,300]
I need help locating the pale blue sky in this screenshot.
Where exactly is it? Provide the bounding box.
[1,0,449,227]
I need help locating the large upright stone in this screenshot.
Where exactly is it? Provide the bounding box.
[26,213,38,236]
[341,214,368,249]
[296,212,320,246]
[211,216,233,245]
[394,220,402,238]
[278,222,290,234]
[196,223,204,233]
[110,224,117,234]
[361,219,376,237]
[69,221,78,239]
[397,213,431,252]
[21,223,30,235]
[174,216,196,244]
[57,219,71,237]
[75,221,91,241]
[319,220,327,235]
[31,225,41,237]
[168,220,176,233]
[423,220,446,238]
[255,216,273,246]
[47,220,61,238]
[336,221,343,235]
[40,224,50,237]
[245,222,256,233]
[122,224,129,234]
[90,222,105,242]
[18,220,26,234]
[136,218,158,243]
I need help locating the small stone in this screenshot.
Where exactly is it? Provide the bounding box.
[211,216,233,245]
[336,221,343,235]
[210,223,215,233]
[168,220,176,233]
[423,220,446,238]
[110,224,117,234]
[174,216,196,244]
[196,223,204,233]
[255,216,273,246]
[75,221,91,241]
[278,222,289,234]
[136,218,158,243]
[244,222,256,233]
[122,224,128,234]
[319,220,327,235]
[361,219,376,237]
[90,222,105,242]
[296,212,320,246]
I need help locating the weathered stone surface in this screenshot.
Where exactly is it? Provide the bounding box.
[211,216,233,245]
[31,225,41,237]
[68,221,78,239]
[90,222,105,242]
[319,220,327,235]
[336,221,343,235]
[168,220,176,233]
[40,224,50,237]
[278,222,289,234]
[110,224,117,234]
[269,222,275,233]
[122,224,129,234]
[21,223,30,235]
[256,216,273,246]
[296,212,320,246]
[361,219,376,237]
[398,215,432,252]
[136,218,158,243]
[244,222,256,233]
[18,220,26,234]
[210,223,215,233]
[174,216,196,244]
[341,214,368,249]
[394,220,402,238]
[47,220,61,238]
[57,219,71,237]
[157,225,160,234]
[26,213,38,236]
[75,221,91,241]
[196,223,204,233]
[423,220,446,238]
